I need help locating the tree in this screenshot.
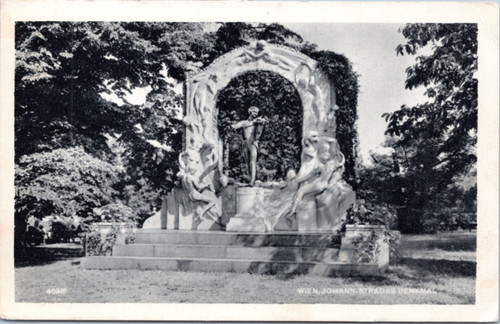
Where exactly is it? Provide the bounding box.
[15,22,206,226]
[385,24,477,186]
[14,22,361,229]
[15,147,120,241]
[357,138,404,206]
[379,24,477,232]
[15,21,204,157]
[358,137,476,233]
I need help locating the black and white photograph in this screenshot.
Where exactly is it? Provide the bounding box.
[0,1,498,321]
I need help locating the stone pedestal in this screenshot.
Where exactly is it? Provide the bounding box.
[166,191,178,229]
[339,225,390,269]
[226,186,267,232]
[220,185,237,225]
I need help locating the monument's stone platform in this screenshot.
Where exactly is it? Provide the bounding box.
[81,228,389,276]
[133,229,340,247]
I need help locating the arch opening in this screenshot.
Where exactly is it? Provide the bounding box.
[216,70,303,183]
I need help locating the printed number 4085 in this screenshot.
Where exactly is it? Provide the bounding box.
[46,288,67,295]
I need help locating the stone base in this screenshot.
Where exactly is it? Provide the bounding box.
[81,229,390,276]
[226,217,267,232]
[82,256,382,276]
[339,225,390,269]
[296,198,317,232]
[197,219,223,231]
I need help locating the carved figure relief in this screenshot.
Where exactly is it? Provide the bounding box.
[177,144,222,223]
[280,134,354,230]
[294,62,336,134]
[234,40,294,71]
[186,73,220,147]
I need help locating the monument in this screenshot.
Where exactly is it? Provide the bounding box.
[83,41,389,276]
[162,40,356,233]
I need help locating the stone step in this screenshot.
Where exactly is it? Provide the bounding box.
[133,229,341,248]
[113,243,340,262]
[81,256,381,276]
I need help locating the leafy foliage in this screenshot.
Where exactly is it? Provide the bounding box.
[358,137,477,233]
[346,202,398,229]
[351,231,382,263]
[84,222,136,256]
[15,147,120,220]
[205,23,304,63]
[85,225,118,256]
[344,202,401,263]
[378,24,477,233]
[15,22,203,228]
[93,202,137,223]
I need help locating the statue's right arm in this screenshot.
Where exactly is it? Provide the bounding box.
[231,122,243,129]
[232,120,251,129]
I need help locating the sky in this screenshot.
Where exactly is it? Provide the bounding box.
[284,23,428,164]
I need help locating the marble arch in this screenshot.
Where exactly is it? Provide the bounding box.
[159,40,356,232]
[184,40,339,182]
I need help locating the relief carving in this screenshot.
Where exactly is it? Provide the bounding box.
[234,40,295,71]
[294,62,337,134]
[177,144,223,224]
[279,133,355,231]
[185,73,220,146]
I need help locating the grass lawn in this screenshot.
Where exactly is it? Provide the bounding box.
[15,232,476,304]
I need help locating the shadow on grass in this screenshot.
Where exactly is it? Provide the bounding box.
[395,257,476,277]
[15,245,83,268]
[401,234,476,251]
[15,254,61,268]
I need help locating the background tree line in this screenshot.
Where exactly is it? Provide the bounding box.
[15,22,477,238]
[14,22,359,243]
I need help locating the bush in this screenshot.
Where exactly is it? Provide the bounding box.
[15,147,120,249]
[84,222,136,256]
[345,202,398,228]
[15,147,120,220]
[350,230,382,263]
[93,202,137,223]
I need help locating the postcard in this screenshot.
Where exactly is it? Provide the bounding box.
[0,1,498,321]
